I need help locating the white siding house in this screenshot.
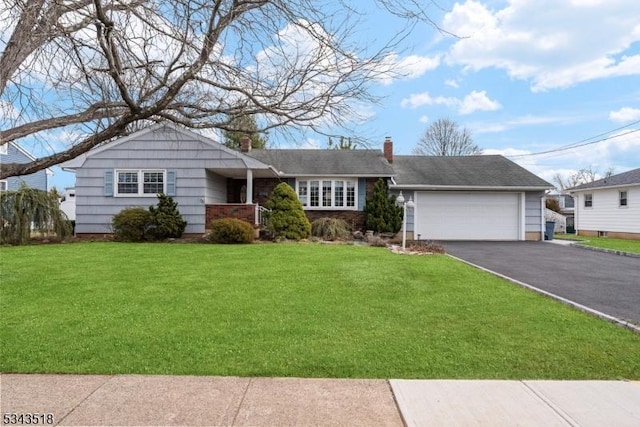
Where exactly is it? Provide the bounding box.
[570,168,640,240]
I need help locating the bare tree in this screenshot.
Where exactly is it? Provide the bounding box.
[553,165,615,191]
[412,118,481,156]
[1,0,439,179]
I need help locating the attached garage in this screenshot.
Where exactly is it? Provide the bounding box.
[414,191,521,240]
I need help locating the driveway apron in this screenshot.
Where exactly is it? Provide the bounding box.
[441,242,640,326]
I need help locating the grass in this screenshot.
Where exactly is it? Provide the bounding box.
[554,234,640,254]
[1,242,639,379]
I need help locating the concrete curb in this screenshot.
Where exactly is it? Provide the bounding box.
[447,254,640,335]
[569,243,640,258]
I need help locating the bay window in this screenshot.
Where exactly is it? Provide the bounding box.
[296,178,357,209]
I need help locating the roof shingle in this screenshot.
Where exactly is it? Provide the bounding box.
[391,155,552,188]
[569,167,640,191]
[248,149,395,176]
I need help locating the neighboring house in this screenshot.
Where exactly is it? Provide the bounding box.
[569,168,640,240]
[60,123,553,240]
[59,188,76,221]
[547,193,575,231]
[0,142,52,191]
[545,208,567,233]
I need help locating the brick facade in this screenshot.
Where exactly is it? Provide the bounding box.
[206,204,256,227]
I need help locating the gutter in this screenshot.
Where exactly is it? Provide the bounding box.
[389,184,553,191]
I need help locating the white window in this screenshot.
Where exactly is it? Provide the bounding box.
[0,180,7,191]
[619,191,628,207]
[0,144,7,155]
[296,178,357,209]
[584,193,593,208]
[115,170,165,196]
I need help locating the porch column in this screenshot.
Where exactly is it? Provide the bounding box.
[246,169,253,204]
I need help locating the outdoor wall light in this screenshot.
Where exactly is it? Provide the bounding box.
[396,191,415,250]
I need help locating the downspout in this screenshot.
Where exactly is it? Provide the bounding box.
[541,195,546,241]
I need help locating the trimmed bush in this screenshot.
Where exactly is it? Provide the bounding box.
[264,182,311,240]
[148,194,187,239]
[311,218,350,241]
[112,207,153,242]
[208,218,254,244]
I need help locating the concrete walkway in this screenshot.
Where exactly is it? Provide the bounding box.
[2,374,640,426]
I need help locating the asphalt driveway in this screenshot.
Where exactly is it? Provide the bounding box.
[441,242,640,326]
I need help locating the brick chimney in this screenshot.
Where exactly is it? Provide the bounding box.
[383,136,393,163]
[240,134,251,153]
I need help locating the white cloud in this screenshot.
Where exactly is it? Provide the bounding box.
[443,0,640,91]
[459,90,501,114]
[445,79,459,88]
[419,115,429,123]
[378,53,441,85]
[400,90,501,114]
[609,107,640,123]
[400,91,455,109]
[472,114,583,134]
[397,54,441,79]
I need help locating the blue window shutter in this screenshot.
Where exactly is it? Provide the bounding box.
[104,171,114,196]
[166,171,176,196]
[287,178,296,188]
[358,178,366,211]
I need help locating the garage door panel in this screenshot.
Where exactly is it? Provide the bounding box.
[415,192,519,240]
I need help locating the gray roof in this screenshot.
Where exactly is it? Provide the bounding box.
[248,149,395,176]
[570,167,640,191]
[391,155,552,189]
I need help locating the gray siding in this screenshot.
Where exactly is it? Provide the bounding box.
[0,143,48,191]
[205,171,227,204]
[525,191,545,233]
[75,127,245,234]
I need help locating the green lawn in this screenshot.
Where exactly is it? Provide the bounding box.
[555,234,640,254]
[1,242,638,379]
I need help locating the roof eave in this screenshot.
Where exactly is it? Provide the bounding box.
[390,184,552,191]
[569,182,640,192]
[277,173,395,178]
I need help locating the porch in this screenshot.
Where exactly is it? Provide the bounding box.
[205,203,269,228]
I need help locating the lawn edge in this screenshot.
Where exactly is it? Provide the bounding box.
[569,243,640,258]
[446,254,640,335]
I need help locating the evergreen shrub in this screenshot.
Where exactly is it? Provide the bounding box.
[264,183,311,240]
[364,179,402,233]
[148,193,187,239]
[208,218,254,244]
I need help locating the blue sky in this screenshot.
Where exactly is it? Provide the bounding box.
[39,0,640,189]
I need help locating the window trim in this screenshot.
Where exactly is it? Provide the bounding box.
[295,178,358,210]
[619,190,628,208]
[584,193,593,208]
[0,144,7,155]
[114,169,166,197]
[0,180,7,192]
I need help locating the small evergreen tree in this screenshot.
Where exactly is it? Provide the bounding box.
[264,182,311,240]
[223,114,267,150]
[148,194,187,239]
[364,179,402,233]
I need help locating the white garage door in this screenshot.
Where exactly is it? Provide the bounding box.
[415,192,520,240]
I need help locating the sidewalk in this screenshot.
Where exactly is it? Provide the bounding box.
[2,374,639,426]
